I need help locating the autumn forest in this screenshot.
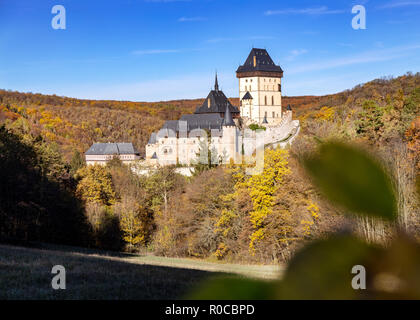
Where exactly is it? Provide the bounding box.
[0,72,419,263]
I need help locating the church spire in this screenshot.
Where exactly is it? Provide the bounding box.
[214,72,219,91]
[223,103,235,127]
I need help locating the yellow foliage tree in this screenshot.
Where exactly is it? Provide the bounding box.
[247,148,290,253]
[315,106,335,122]
[117,200,148,249]
[301,200,320,237]
[76,165,116,206]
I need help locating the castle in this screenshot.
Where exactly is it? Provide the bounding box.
[143,48,300,166]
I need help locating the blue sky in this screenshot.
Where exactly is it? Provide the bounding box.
[0,0,419,101]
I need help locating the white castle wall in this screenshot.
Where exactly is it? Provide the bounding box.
[145,110,300,168]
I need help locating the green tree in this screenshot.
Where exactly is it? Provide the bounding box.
[191,136,219,176]
[70,149,85,175]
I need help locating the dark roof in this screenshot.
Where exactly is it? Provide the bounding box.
[148,132,157,144]
[154,114,227,139]
[195,75,239,115]
[161,120,179,133]
[85,143,139,155]
[236,48,283,74]
[223,103,235,127]
[242,91,253,100]
[195,90,240,115]
[180,114,225,131]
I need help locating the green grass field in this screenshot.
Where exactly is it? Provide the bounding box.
[0,244,283,299]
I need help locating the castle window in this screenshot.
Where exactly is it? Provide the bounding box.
[272,96,274,105]
[278,84,281,92]
[272,112,275,118]
[163,147,173,155]
[264,96,267,105]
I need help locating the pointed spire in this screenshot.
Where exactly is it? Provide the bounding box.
[223,103,235,127]
[262,114,268,124]
[214,71,219,91]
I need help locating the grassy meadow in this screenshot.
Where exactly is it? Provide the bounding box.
[0,244,282,300]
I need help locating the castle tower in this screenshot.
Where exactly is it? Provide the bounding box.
[221,102,238,163]
[236,48,283,124]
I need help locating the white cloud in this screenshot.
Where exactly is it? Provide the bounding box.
[178,16,206,22]
[265,6,345,16]
[54,73,237,102]
[206,36,275,43]
[378,1,420,9]
[285,49,308,61]
[131,49,181,55]
[287,44,420,74]
[145,0,191,3]
[338,43,353,47]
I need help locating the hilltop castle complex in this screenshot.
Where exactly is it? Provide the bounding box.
[144,48,300,167]
[85,49,300,167]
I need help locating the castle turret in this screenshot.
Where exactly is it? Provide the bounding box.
[221,103,237,163]
[223,102,235,127]
[237,48,283,124]
[262,114,268,124]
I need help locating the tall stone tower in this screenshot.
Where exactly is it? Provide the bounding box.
[236,48,283,124]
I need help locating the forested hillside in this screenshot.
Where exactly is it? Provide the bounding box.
[0,72,419,263]
[0,92,204,160]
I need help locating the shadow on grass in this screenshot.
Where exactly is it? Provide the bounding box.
[0,244,225,300]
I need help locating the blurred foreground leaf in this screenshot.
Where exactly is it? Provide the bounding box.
[187,277,276,300]
[188,234,420,299]
[274,234,380,299]
[303,142,397,220]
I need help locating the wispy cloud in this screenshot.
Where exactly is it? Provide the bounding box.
[288,44,420,74]
[338,43,353,47]
[178,16,206,22]
[145,0,191,3]
[131,49,181,55]
[285,49,308,61]
[378,1,420,9]
[206,36,275,43]
[60,73,236,102]
[301,30,319,35]
[265,6,345,16]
